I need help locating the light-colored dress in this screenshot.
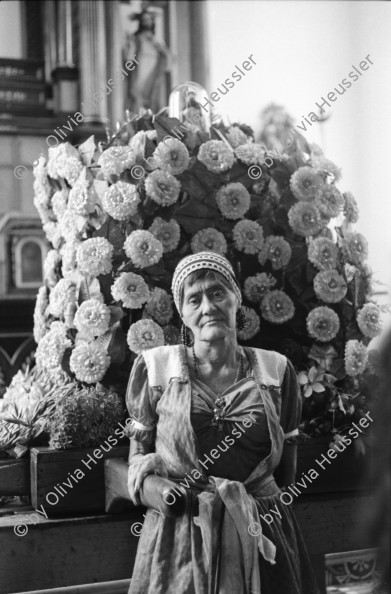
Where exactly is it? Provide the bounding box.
[126,344,320,594]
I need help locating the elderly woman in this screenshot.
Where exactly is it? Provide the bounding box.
[126,251,319,594]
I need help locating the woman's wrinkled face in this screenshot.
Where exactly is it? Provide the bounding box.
[181,275,238,344]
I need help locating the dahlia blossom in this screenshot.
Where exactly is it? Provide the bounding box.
[102,181,140,220]
[234,143,265,166]
[111,272,150,309]
[357,303,382,338]
[288,202,324,237]
[153,138,189,175]
[343,192,359,224]
[244,273,277,302]
[289,166,325,201]
[76,237,114,277]
[315,185,344,218]
[313,270,347,303]
[197,140,235,173]
[191,228,227,255]
[308,237,339,270]
[48,278,76,318]
[342,232,368,266]
[237,306,261,341]
[145,169,181,206]
[97,146,135,179]
[226,126,251,149]
[127,319,165,354]
[260,290,295,324]
[145,287,174,325]
[124,230,163,269]
[74,299,111,338]
[233,220,264,254]
[215,183,250,220]
[148,217,180,253]
[306,307,340,342]
[261,236,292,270]
[345,340,368,377]
[69,341,110,383]
[35,321,72,371]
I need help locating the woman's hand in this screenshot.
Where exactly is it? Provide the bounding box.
[127,453,169,505]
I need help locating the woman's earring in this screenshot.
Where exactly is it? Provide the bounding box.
[236,307,247,331]
[181,323,191,346]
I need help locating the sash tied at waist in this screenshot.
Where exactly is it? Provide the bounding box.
[171,475,281,593]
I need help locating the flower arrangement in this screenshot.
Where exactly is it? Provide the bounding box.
[12,98,384,446]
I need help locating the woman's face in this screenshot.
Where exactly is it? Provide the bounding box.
[181,274,238,344]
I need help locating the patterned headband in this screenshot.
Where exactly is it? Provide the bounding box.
[171,251,242,312]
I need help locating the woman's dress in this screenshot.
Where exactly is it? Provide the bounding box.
[126,344,320,594]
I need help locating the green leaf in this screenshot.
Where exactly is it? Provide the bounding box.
[175,198,220,234]
[154,114,183,144]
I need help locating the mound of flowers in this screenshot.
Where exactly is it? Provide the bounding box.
[15,108,384,445]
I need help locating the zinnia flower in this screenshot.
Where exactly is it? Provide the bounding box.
[312,157,342,183]
[315,185,344,218]
[234,143,265,165]
[76,237,114,277]
[102,181,140,220]
[111,272,150,309]
[47,144,67,179]
[288,202,324,237]
[74,299,111,338]
[35,321,71,371]
[260,290,295,324]
[48,278,76,318]
[261,236,292,270]
[197,140,235,173]
[145,169,181,206]
[237,306,261,341]
[226,126,251,148]
[149,217,181,253]
[43,222,62,249]
[63,156,83,187]
[145,287,173,325]
[124,230,163,269]
[306,306,340,342]
[244,273,277,302]
[345,340,368,376]
[33,286,49,343]
[59,209,82,243]
[343,192,359,224]
[215,183,250,219]
[308,237,339,270]
[68,179,97,216]
[357,303,382,338]
[127,319,165,354]
[43,249,61,287]
[153,138,189,175]
[289,166,325,201]
[52,189,69,220]
[70,341,110,383]
[342,232,368,266]
[98,146,135,179]
[191,228,227,255]
[233,220,264,254]
[313,270,347,303]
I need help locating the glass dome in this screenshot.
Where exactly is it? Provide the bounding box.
[168,81,211,134]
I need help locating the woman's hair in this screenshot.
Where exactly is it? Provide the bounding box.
[178,268,237,314]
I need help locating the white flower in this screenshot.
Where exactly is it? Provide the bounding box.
[70,341,111,383]
[47,144,67,179]
[43,249,61,287]
[124,230,163,269]
[52,189,69,220]
[237,306,261,341]
[343,192,359,224]
[98,146,135,179]
[35,321,71,371]
[357,303,382,338]
[63,156,84,187]
[260,290,295,324]
[58,209,82,243]
[308,237,338,270]
[149,217,180,253]
[145,287,173,324]
[76,237,114,277]
[191,228,227,255]
[153,138,190,175]
[127,319,165,354]
[197,140,235,173]
[145,170,181,206]
[244,273,277,302]
[68,179,97,216]
[43,222,62,249]
[111,272,150,309]
[290,166,324,201]
[48,278,76,318]
[215,183,250,219]
[33,286,49,343]
[345,340,368,377]
[313,270,347,303]
[315,185,344,218]
[306,307,340,342]
[74,299,111,337]
[61,241,81,279]
[342,232,368,266]
[235,143,265,165]
[102,181,140,220]
[233,220,264,254]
